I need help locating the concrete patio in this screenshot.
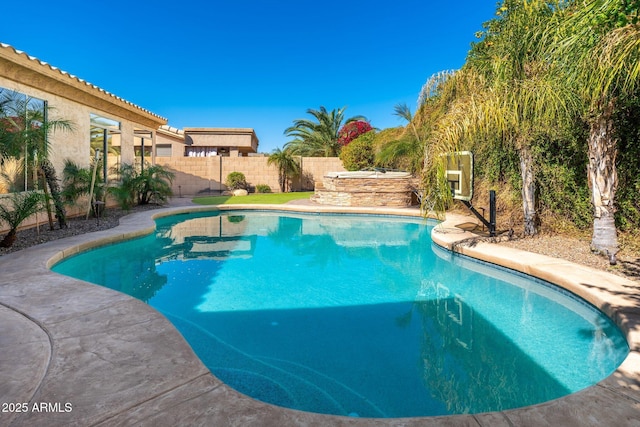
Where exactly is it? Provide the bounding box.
[1,199,639,426]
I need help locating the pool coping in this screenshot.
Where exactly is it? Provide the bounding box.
[1,200,639,426]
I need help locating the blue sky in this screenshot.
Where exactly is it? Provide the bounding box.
[1,1,496,153]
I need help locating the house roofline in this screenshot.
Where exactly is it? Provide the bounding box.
[0,42,167,128]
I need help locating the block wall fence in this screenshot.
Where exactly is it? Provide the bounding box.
[0,157,345,235]
[156,156,346,196]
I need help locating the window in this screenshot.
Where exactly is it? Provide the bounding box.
[134,129,153,171]
[0,87,46,193]
[156,144,172,157]
[185,146,217,157]
[90,113,121,182]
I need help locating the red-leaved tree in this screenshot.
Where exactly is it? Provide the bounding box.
[337,120,373,146]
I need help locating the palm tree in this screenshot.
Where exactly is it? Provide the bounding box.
[136,163,175,205]
[376,136,424,174]
[0,155,24,193]
[376,104,426,175]
[0,89,74,228]
[553,0,640,263]
[61,159,95,204]
[108,162,174,210]
[0,191,43,247]
[284,106,366,157]
[268,148,300,192]
[437,0,578,235]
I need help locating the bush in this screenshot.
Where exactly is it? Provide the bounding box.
[256,184,272,193]
[108,163,174,210]
[339,131,375,171]
[225,172,248,190]
[0,191,44,247]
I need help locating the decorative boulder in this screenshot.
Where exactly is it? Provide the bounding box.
[232,189,248,196]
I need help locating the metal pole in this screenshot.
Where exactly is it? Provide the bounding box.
[489,190,497,237]
[86,150,100,219]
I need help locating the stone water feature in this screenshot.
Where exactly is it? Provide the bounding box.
[312,170,418,207]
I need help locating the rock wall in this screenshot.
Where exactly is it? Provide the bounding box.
[313,176,419,207]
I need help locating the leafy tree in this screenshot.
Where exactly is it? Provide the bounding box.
[284,106,366,157]
[268,148,300,192]
[0,191,43,247]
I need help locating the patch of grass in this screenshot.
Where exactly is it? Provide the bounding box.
[192,192,313,205]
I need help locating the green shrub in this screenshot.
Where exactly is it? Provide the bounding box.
[0,191,44,247]
[108,163,174,210]
[256,184,272,193]
[339,131,375,171]
[225,172,248,190]
[227,215,245,223]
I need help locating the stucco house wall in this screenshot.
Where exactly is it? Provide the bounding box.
[0,43,166,174]
[0,43,167,232]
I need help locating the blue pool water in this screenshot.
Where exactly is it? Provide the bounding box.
[52,211,629,418]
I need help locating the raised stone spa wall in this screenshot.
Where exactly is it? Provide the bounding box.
[313,175,419,207]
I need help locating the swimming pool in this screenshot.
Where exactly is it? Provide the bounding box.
[52,210,629,418]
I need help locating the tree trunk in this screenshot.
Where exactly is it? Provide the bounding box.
[38,169,55,230]
[588,100,618,264]
[519,145,537,236]
[40,159,67,229]
[0,229,16,248]
[279,170,286,193]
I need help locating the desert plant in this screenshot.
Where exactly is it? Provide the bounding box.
[256,184,272,193]
[61,159,97,204]
[0,191,43,247]
[62,158,106,216]
[0,155,24,193]
[109,162,174,210]
[136,164,174,205]
[225,171,248,191]
[109,163,137,210]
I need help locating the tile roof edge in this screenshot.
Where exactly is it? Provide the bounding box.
[0,42,167,122]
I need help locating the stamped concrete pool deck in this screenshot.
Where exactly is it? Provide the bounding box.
[1,198,640,426]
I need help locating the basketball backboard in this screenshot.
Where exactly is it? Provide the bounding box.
[444,151,473,201]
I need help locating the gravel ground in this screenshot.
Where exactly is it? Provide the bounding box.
[2,204,639,283]
[0,204,163,256]
[498,234,640,282]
